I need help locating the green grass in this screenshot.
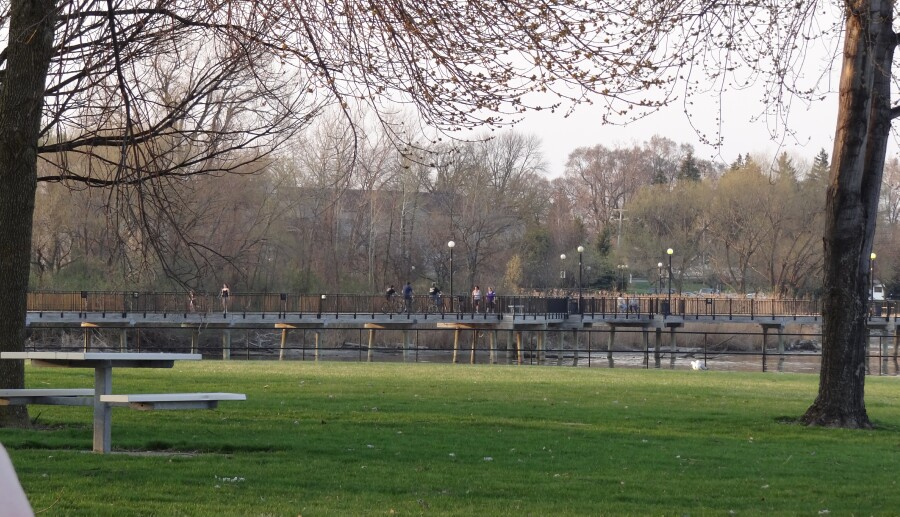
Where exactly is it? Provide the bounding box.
[3,362,900,515]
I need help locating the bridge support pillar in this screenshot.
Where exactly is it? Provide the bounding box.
[537,331,545,364]
[120,329,127,352]
[490,330,498,364]
[222,330,231,360]
[470,330,477,364]
[642,329,649,368]
[572,330,579,367]
[452,329,461,363]
[668,327,677,369]
[556,330,563,366]
[607,327,615,368]
[403,330,411,362]
[654,328,662,368]
[367,329,375,362]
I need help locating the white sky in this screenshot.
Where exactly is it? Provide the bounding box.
[511,89,843,178]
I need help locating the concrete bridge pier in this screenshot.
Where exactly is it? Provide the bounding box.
[222,329,231,360]
[760,323,785,372]
[654,328,662,368]
[572,329,579,367]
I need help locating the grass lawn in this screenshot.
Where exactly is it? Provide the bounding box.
[3,361,900,516]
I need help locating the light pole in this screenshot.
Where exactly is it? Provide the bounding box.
[577,245,584,314]
[666,248,674,315]
[448,240,455,312]
[657,262,664,294]
[560,254,567,287]
[870,251,877,301]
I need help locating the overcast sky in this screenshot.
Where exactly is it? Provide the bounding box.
[510,87,842,178]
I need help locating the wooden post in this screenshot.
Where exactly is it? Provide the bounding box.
[515,331,523,365]
[367,329,375,362]
[470,330,477,364]
[280,328,288,360]
[83,327,91,352]
[315,331,320,362]
[452,329,461,363]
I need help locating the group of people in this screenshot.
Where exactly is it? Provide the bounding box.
[384,282,498,313]
[384,282,415,313]
[616,293,640,314]
[470,285,497,313]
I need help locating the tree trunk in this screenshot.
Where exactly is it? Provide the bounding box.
[801,0,894,428]
[0,0,56,428]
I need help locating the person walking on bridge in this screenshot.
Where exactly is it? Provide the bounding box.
[403,282,414,313]
[220,284,230,315]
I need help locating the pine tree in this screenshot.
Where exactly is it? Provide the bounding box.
[677,151,701,181]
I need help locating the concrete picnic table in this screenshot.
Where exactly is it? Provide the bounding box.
[0,352,243,454]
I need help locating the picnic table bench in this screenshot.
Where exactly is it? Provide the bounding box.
[0,389,94,406]
[100,392,246,410]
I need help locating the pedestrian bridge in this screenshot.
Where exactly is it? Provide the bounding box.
[21,291,900,371]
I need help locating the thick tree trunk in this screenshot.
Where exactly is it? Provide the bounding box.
[801,0,894,428]
[0,0,56,428]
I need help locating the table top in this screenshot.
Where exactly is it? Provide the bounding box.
[1,352,201,361]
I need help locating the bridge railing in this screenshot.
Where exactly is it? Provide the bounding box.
[24,290,896,321]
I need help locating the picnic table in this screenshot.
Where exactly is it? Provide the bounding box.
[0,352,245,453]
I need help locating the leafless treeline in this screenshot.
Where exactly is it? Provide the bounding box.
[35,114,900,297]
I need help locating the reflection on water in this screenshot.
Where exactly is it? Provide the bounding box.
[527,351,900,376]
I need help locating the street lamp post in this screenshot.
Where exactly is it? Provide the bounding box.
[666,248,674,316]
[560,254,567,286]
[448,241,455,312]
[871,251,877,301]
[577,245,584,314]
[657,262,664,293]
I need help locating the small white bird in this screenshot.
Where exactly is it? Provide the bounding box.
[690,360,708,371]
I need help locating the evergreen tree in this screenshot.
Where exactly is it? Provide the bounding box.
[677,151,701,182]
[807,148,830,184]
[775,152,798,183]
